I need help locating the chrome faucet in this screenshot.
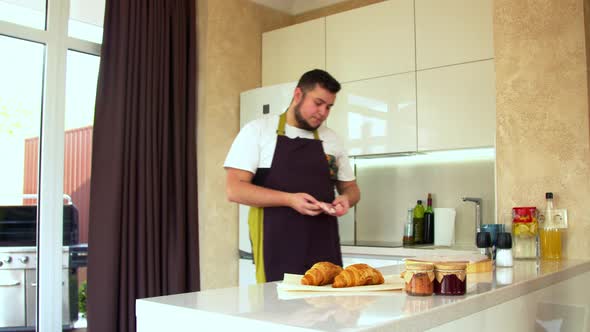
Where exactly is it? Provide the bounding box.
[462,197,482,246]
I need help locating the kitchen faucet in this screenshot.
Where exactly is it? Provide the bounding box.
[462,197,482,246]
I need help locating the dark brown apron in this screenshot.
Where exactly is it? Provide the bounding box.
[252,113,342,282]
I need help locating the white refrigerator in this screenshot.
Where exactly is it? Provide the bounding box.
[237,82,355,286]
[238,82,297,286]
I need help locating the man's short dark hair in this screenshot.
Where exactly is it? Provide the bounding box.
[297,69,341,94]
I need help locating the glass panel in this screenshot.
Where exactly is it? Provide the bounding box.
[63,50,99,328]
[68,0,105,44]
[0,35,44,330]
[0,0,46,30]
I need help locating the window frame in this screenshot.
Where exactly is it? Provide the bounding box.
[0,1,101,330]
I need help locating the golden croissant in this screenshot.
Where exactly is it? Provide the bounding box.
[301,261,343,286]
[332,263,384,288]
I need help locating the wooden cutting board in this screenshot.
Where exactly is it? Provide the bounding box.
[277,273,405,292]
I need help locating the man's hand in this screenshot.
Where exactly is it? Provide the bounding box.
[288,193,322,216]
[330,195,350,217]
[314,196,350,217]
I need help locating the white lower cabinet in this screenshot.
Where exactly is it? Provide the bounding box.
[417,60,496,151]
[329,73,417,156]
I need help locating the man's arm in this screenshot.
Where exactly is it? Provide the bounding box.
[336,180,360,207]
[330,180,361,217]
[225,167,322,216]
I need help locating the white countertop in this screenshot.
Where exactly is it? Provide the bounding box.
[340,244,479,258]
[136,259,590,331]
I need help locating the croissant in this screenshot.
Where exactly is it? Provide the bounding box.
[301,261,343,286]
[332,263,384,288]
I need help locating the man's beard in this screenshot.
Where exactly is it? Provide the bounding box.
[293,96,320,131]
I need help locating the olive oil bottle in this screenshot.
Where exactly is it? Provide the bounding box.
[413,200,425,244]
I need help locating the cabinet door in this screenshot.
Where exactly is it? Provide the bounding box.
[417,60,496,151]
[262,18,325,86]
[0,270,25,327]
[415,0,494,70]
[328,72,416,156]
[326,0,414,83]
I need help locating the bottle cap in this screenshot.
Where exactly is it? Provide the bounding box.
[417,200,422,204]
[546,192,553,199]
[496,232,512,249]
[476,232,492,248]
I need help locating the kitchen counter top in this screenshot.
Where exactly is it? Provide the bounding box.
[136,259,590,331]
[341,244,479,258]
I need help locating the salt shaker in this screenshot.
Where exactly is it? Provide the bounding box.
[495,232,513,267]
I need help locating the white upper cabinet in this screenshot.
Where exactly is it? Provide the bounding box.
[415,0,494,70]
[262,18,325,86]
[417,60,496,151]
[328,72,417,156]
[326,0,414,83]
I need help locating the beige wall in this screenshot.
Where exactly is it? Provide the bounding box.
[494,0,590,259]
[197,0,292,290]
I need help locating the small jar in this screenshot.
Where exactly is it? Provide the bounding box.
[402,263,434,296]
[434,262,468,295]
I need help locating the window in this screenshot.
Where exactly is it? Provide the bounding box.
[0,0,104,330]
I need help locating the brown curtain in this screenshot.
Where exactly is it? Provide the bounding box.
[87,1,199,331]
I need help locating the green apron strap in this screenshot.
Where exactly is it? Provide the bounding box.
[248,206,266,283]
[276,111,319,140]
[276,112,287,136]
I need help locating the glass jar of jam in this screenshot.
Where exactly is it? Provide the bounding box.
[401,263,434,296]
[434,262,468,295]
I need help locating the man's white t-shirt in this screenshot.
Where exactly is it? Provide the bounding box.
[224,114,355,182]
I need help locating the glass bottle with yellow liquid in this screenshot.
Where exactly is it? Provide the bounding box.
[539,192,567,260]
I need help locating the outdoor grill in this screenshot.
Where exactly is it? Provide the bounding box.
[0,203,88,331]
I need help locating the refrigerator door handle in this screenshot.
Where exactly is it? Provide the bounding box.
[239,250,253,260]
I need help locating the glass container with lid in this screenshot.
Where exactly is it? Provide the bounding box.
[512,207,538,259]
[402,263,434,296]
[434,262,468,295]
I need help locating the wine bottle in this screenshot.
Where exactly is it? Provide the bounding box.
[424,193,435,244]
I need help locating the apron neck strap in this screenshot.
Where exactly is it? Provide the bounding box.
[276,111,319,140]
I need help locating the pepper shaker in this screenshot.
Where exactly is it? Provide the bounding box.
[477,232,492,260]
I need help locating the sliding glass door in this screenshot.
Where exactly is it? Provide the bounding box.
[0,0,103,330]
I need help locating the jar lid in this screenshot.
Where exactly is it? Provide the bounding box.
[405,263,434,271]
[512,207,537,223]
[496,232,512,249]
[434,262,468,271]
[476,231,492,248]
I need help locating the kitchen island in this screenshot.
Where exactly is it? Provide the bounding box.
[136,259,590,331]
